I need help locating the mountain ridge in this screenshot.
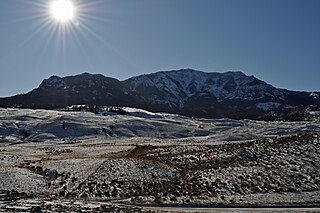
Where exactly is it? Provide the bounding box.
[0,69,319,119]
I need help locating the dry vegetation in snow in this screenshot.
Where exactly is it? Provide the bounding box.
[0,108,319,212]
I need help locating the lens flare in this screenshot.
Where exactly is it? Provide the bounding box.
[50,0,75,22]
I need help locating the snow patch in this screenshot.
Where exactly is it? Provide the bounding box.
[310,92,319,99]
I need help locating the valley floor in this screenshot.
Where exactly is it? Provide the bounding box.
[0,108,319,212]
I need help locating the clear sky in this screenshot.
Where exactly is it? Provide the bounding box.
[0,0,319,97]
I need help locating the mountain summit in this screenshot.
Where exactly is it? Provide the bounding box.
[0,69,319,119]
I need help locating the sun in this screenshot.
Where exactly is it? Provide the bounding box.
[50,0,75,22]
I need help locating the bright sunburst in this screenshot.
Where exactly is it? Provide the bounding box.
[50,0,75,22]
[2,0,125,74]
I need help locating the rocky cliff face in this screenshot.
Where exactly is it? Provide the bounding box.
[0,69,319,119]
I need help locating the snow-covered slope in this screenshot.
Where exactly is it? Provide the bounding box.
[0,107,319,143]
[125,69,287,108]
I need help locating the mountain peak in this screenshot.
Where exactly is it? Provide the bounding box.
[39,75,64,90]
[0,69,319,119]
[77,72,104,78]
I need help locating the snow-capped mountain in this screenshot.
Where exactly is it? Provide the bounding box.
[0,69,319,119]
[124,69,287,108]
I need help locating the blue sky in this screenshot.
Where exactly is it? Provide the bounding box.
[0,0,319,97]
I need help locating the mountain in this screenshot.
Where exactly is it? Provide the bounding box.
[0,69,319,119]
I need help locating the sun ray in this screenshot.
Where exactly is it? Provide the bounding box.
[80,23,122,57]
[80,22,138,70]
[0,18,54,64]
[80,13,122,26]
[22,0,47,8]
[34,23,61,71]
[79,0,110,9]
[0,14,47,26]
[68,24,95,70]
